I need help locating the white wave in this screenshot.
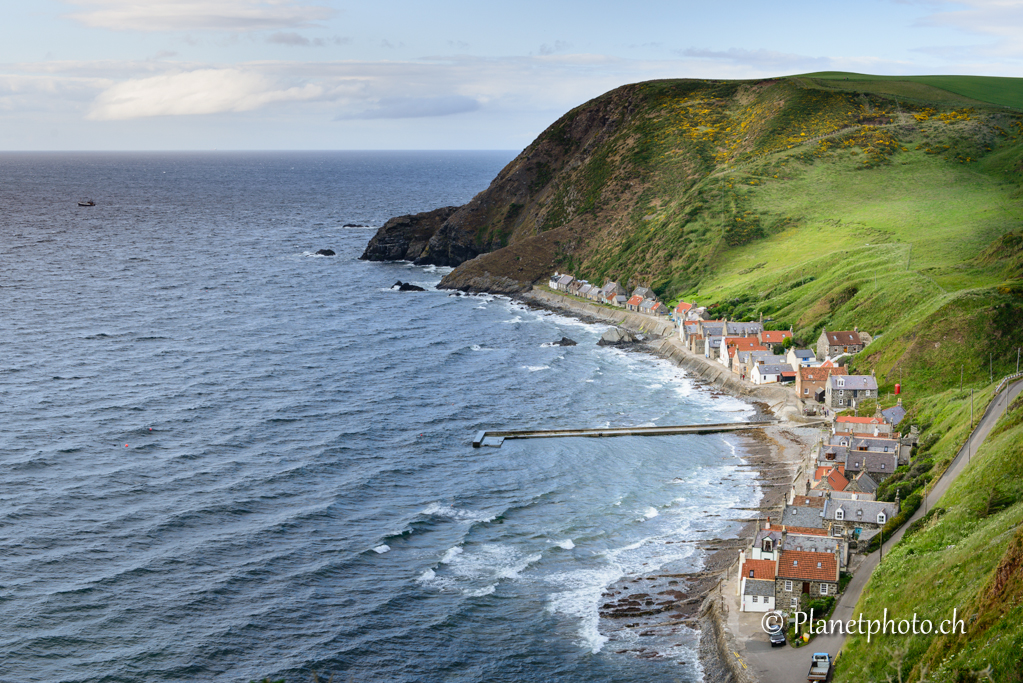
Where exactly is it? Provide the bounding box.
[420,502,495,524]
[502,316,523,324]
[416,568,436,583]
[584,379,595,383]
[522,365,551,372]
[465,584,496,597]
[646,383,663,389]
[441,546,463,564]
[556,539,575,550]
[372,544,390,554]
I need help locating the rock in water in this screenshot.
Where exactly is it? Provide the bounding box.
[392,281,426,292]
[315,248,336,256]
[554,337,577,346]
[597,327,636,346]
[360,206,459,262]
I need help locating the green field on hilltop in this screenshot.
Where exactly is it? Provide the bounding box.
[800,72,1023,110]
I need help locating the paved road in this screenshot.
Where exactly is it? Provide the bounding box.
[738,378,1023,683]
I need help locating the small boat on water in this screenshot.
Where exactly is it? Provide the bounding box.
[78,199,96,207]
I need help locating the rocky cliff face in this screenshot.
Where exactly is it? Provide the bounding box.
[359,206,458,262]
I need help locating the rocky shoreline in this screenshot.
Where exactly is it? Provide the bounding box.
[515,287,820,683]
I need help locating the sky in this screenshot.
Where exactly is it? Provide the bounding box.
[1,0,1021,150]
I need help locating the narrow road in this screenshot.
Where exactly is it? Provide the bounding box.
[739,377,1023,683]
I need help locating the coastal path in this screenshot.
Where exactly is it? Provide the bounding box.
[734,376,1023,683]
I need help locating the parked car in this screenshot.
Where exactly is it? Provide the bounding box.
[769,628,786,647]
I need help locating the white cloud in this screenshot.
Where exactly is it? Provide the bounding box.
[87,68,326,119]
[64,0,333,32]
[337,95,480,119]
[919,0,1023,38]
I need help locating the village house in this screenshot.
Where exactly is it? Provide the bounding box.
[727,320,764,337]
[796,365,848,403]
[759,329,793,348]
[825,374,878,409]
[784,532,846,569]
[554,274,574,292]
[786,348,818,368]
[625,294,643,312]
[812,465,850,492]
[834,415,892,437]
[738,558,778,612]
[717,337,767,369]
[817,328,866,360]
[632,286,657,301]
[882,399,907,428]
[752,363,796,385]
[781,504,826,531]
[775,550,839,611]
[824,498,899,541]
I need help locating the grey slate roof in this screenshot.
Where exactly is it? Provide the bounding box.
[849,437,900,453]
[882,404,907,426]
[727,321,763,336]
[781,504,825,529]
[853,471,878,494]
[744,578,776,597]
[755,529,784,548]
[758,364,795,376]
[818,444,848,466]
[824,499,898,522]
[830,490,876,501]
[784,534,840,555]
[846,451,898,475]
[792,349,816,360]
[830,375,878,391]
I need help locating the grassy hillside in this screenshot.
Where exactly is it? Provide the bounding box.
[835,390,1023,682]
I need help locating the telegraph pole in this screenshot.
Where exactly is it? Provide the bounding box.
[970,389,974,463]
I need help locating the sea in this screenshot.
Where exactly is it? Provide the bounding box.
[0,151,760,683]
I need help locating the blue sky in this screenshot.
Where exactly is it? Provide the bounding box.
[2,0,1020,150]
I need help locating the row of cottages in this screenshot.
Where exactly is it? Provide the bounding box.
[547,273,629,307]
[736,517,844,613]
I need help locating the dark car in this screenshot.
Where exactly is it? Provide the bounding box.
[769,628,786,647]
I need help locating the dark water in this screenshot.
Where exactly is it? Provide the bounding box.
[0,152,759,683]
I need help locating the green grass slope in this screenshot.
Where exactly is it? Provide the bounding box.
[835,391,1023,683]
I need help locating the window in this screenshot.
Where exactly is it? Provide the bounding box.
[785,581,793,591]
[791,598,798,609]
[838,378,845,387]
[793,560,798,567]
[881,464,886,470]
[836,509,844,520]
[820,584,829,595]
[856,509,863,518]
[840,389,845,396]
[878,513,887,524]
[804,388,809,395]
[865,390,871,397]
[817,562,822,569]
[752,595,759,603]
[839,400,845,406]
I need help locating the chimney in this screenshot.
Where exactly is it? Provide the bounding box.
[765,517,771,530]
